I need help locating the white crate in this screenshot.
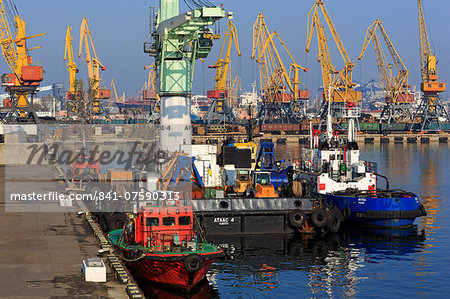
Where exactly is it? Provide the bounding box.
[82,258,106,282]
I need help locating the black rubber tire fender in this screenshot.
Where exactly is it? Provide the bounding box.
[99,214,109,232]
[327,210,342,233]
[289,209,306,228]
[183,253,204,273]
[107,214,127,232]
[419,204,427,216]
[343,206,352,219]
[311,209,327,228]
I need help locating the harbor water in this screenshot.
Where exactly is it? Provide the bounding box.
[141,143,449,298]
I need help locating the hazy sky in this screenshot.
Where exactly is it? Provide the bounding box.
[4,0,449,99]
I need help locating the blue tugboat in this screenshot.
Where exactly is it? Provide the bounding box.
[294,106,427,228]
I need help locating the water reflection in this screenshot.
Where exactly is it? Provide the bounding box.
[136,144,447,298]
[208,228,426,298]
[137,278,219,299]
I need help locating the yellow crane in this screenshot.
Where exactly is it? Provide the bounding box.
[0,0,46,122]
[252,13,308,103]
[203,20,241,126]
[64,26,79,113]
[143,64,159,114]
[358,19,414,123]
[305,0,361,106]
[251,13,308,124]
[418,0,445,94]
[78,17,110,115]
[110,79,123,103]
[411,0,449,131]
[207,20,240,116]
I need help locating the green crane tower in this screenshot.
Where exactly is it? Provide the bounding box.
[145,0,228,151]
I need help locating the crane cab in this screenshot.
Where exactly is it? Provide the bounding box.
[133,204,195,251]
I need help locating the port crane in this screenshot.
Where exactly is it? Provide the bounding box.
[0,0,46,123]
[78,17,110,118]
[110,79,124,104]
[358,19,414,124]
[145,0,226,151]
[410,0,449,131]
[64,26,79,116]
[204,20,241,127]
[143,64,160,119]
[305,0,361,128]
[252,13,309,124]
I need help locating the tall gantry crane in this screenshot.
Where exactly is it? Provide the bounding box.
[204,20,240,126]
[252,13,309,124]
[0,0,46,123]
[64,26,79,116]
[358,19,414,123]
[78,17,110,117]
[411,0,449,131]
[305,0,361,128]
[145,0,226,151]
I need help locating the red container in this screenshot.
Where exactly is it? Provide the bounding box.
[273,93,292,103]
[394,93,415,104]
[143,90,157,100]
[21,66,43,82]
[261,123,300,132]
[207,90,227,99]
[98,89,111,99]
[298,90,310,100]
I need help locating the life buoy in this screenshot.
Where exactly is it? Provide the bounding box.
[327,210,342,233]
[311,209,327,228]
[183,254,204,273]
[288,209,306,228]
[175,200,181,207]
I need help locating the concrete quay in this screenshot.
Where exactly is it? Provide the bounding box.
[0,166,130,298]
[192,133,449,145]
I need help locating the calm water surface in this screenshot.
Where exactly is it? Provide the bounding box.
[142,144,449,298]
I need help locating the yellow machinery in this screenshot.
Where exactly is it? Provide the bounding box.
[78,17,110,115]
[0,0,46,122]
[411,0,449,130]
[253,171,278,198]
[358,19,414,123]
[305,1,361,107]
[64,26,79,114]
[252,13,309,123]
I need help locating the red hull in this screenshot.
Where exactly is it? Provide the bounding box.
[124,257,215,291]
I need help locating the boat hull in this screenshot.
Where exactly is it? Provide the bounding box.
[124,256,214,291]
[320,192,426,228]
[114,246,224,291]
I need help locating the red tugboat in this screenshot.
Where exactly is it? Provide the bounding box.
[108,201,226,291]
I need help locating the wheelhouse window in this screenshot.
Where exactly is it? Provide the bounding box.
[179,216,191,226]
[162,217,176,226]
[146,217,159,227]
